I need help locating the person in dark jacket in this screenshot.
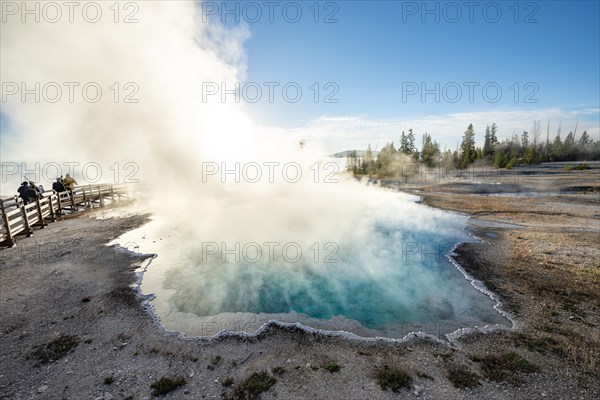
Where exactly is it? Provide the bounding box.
[17,181,30,205]
[27,181,41,202]
[52,177,67,193]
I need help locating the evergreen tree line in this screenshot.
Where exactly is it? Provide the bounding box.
[346,121,599,176]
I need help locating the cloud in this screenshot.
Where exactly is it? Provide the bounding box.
[283,108,600,153]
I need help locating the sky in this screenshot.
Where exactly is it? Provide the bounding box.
[1,0,599,154]
[208,0,600,151]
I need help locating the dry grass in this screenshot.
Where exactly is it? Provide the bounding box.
[470,352,537,384]
[445,363,480,389]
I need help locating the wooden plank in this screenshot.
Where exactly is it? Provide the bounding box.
[6,208,22,218]
[10,224,25,236]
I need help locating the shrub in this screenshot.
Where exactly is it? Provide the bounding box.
[150,376,186,396]
[446,363,480,389]
[321,362,341,373]
[375,365,412,392]
[231,371,276,400]
[32,335,80,364]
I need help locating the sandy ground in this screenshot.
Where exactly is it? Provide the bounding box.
[1,165,599,400]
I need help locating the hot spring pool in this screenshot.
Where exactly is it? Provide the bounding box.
[109,193,511,340]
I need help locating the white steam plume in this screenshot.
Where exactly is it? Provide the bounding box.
[2,1,506,338]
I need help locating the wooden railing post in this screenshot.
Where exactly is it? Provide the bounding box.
[98,185,104,207]
[35,198,47,228]
[21,205,32,237]
[48,194,56,222]
[1,211,14,246]
[82,186,88,207]
[56,191,63,213]
[70,189,76,210]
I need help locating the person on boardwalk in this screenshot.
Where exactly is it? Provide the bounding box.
[52,177,67,193]
[27,181,42,201]
[63,174,78,190]
[17,181,30,205]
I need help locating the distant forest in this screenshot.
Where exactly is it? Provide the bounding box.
[346,122,600,176]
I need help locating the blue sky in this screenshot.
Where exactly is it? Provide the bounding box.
[1,1,599,153]
[215,0,600,150]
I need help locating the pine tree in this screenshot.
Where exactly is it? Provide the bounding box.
[376,142,398,176]
[399,131,409,154]
[578,131,591,146]
[521,131,529,148]
[550,133,562,161]
[564,131,575,148]
[364,144,375,175]
[407,129,416,154]
[459,124,477,168]
[563,132,576,160]
[421,133,440,168]
[483,125,493,156]
[523,147,535,164]
[350,150,359,174]
[490,123,498,146]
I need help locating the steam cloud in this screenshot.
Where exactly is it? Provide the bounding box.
[2,1,507,338]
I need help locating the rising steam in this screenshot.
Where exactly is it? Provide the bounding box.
[2,1,507,338]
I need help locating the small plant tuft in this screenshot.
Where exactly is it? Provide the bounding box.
[272,366,286,376]
[32,335,80,364]
[321,362,341,373]
[222,377,234,387]
[446,363,480,389]
[208,355,222,370]
[470,352,537,384]
[434,351,454,362]
[104,375,114,385]
[231,371,276,400]
[514,334,565,356]
[150,376,186,396]
[563,163,589,171]
[375,365,412,392]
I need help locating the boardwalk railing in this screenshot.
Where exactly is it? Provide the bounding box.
[0,183,135,247]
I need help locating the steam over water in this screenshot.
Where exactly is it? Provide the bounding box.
[3,2,509,339]
[114,190,509,340]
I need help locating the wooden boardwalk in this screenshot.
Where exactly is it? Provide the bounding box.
[0,183,135,248]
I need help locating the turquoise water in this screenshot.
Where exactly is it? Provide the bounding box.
[113,200,510,339]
